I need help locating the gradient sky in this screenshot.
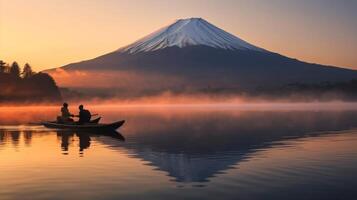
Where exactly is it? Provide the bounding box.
[1,0,357,71]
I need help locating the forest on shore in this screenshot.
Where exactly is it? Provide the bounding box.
[1,59,356,104]
[0,60,62,104]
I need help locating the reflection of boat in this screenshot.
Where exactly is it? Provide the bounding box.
[42,120,125,131]
[84,130,126,141]
[55,130,125,155]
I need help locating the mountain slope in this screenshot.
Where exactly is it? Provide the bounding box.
[46,17,357,93]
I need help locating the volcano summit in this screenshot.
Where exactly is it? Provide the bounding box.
[118,18,265,53]
[46,18,357,93]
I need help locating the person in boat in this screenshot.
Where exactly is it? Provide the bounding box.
[77,105,91,124]
[58,102,74,123]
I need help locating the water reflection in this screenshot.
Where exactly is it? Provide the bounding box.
[0,130,24,148]
[23,131,32,146]
[56,131,74,154]
[0,132,4,144]
[0,108,357,197]
[95,110,357,183]
[10,131,20,147]
[77,133,91,154]
[0,128,125,156]
[55,130,125,155]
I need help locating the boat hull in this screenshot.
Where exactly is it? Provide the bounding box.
[42,120,125,131]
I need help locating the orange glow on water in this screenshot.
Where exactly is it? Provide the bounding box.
[1,102,357,124]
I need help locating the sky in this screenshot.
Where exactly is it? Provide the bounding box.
[1,0,357,71]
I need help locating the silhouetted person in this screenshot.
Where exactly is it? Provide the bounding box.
[58,102,74,123]
[77,105,91,124]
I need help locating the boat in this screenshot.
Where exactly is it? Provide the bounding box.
[42,120,125,131]
[47,117,101,124]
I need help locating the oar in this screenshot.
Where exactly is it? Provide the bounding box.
[27,122,43,125]
[27,119,48,125]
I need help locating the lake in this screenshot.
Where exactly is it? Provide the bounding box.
[1,104,357,200]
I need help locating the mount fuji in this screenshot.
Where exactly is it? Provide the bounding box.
[117,18,265,53]
[46,18,357,93]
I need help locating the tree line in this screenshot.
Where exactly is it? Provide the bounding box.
[0,60,62,104]
[0,60,35,78]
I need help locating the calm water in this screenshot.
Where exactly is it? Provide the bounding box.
[1,105,357,200]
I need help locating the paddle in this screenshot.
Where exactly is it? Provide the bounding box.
[27,122,43,125]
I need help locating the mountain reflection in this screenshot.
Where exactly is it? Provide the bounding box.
[96,110,357,183]
[1,110,357,185]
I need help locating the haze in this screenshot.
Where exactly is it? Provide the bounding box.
[1,0,357,71]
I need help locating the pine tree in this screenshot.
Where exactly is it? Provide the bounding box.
[22,63,35,78]
[0,60,7,73]
[10,62,21,78]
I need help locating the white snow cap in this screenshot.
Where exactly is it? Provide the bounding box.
[118,18,266,54]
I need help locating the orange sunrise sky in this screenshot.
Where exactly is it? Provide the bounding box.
[1,0,357,71]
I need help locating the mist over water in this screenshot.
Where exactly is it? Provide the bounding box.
[1,102,357,125]
[1,104,357,199]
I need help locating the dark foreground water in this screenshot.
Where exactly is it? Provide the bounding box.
[1,105,357,200]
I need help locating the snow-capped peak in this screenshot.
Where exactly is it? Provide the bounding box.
[118,18,266,54]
